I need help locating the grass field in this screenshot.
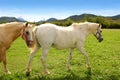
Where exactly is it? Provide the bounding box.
[0,29,120,80]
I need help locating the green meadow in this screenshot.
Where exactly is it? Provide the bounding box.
[0,29,120,80]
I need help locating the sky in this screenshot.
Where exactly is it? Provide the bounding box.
[0,0,120,22]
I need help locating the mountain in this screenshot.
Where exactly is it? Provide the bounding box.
[0,16,26,23]
[44,14,120,22]
[46,18,57,22]
[0,14,120,23]
[38,18,57,23]
[17,17,26,22]
[38,13,120,29]
[109,15,120,20]
[65,14,97,21]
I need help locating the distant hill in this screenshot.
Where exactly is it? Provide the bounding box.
[109,15,120,20]
[46,18,57,22]
[65,14,97,21]
[39,13,120,29]
[17,17,26,22]
[3,13,116,29]
[44,14,120,22]
[0,16,26,23]
[0,14,120,23]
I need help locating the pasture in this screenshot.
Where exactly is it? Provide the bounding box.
[0,29,120,80]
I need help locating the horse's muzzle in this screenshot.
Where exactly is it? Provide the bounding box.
[99,38,103,42]
[27,40,34,48]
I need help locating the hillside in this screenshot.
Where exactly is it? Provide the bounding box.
[44,14,120,29]
[0,14,120,28]
[0,16,26,23]
[46,18,57,22]
[109,15,120,20]
[65,14,97,21]
[44,14,120,22]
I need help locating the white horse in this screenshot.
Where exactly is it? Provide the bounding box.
[25,22,103,76]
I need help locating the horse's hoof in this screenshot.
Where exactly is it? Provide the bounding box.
[87,67,91,75]
[66,67,71,72]
[44,71,50,75]
[66,65,71,71]
[5,71,11,74]
[26,71,30,76]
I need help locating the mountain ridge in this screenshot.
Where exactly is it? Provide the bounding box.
[0,16,26,23]
[0,14,120,23]
[45,14,120,22]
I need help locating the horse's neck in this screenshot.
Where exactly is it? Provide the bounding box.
[80,26,91,38]
[7,24,23,42]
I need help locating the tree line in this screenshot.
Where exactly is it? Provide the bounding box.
[36,16,120,29]
[0,15,120,29]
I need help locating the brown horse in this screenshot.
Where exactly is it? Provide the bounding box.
[0,22,34,74]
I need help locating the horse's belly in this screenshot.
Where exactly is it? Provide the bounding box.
[53,41,75,49]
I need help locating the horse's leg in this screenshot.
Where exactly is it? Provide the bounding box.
[41,47,50,74]
[26,46,39,76]
[66,48,74,71]
[3,53,11,74]
[0,50,2,62]
[77,44,91,69]
[1,48,11,74]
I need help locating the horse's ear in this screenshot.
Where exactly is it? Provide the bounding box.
[97,24,102,29]
[25,22,29,27]
[72,23,78,28]
[99,24,102,28]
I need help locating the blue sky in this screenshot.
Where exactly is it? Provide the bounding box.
[0,0,120,21]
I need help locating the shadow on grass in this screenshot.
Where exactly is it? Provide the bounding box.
[2,69,120,80]
[0,70,92,80]
[26,70,92,80]
[52,71,92,80]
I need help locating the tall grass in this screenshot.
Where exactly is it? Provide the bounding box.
[0,29,120,80]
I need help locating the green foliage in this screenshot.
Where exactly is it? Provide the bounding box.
[35,14,120,29]
[0,14,120,28]
[0,29,120,80]
[50,16,120,29]
[84,17,120,29]
[51,18,73,26]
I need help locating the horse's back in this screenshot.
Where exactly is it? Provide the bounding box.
[35,23,57,47]
[34,23,76,49]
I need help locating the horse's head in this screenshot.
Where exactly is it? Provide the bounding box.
[22,23,35,48]
[93,24,103,42]
[87,22,103,42]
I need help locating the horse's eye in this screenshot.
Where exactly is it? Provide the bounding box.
[26,31,29,35]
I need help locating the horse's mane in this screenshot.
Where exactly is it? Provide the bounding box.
[0,22,23,27]
[71,22,88,29]
[71,23,79,27]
